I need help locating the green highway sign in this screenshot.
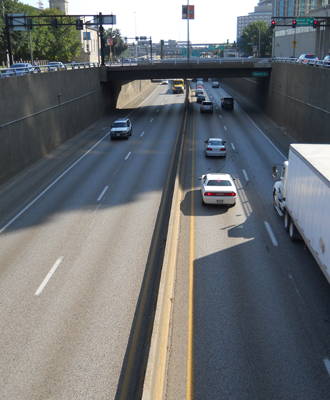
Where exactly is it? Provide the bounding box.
[296,17,313,26]
[252,71,269,77]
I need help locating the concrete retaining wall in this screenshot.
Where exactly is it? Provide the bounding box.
[0,69,153,183]
[223,63,330,143]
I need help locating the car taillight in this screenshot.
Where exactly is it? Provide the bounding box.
[204,192,236,196]
[220,147,226,150]
[207,147,212,151]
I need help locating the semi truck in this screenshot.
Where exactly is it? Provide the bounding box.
[272,143,330,283]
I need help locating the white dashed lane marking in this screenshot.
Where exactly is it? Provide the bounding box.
[124,152,131,161]
[97,185,109,202]
[242,169,249,182]
[264,221,278,247]
[35,256,64,296]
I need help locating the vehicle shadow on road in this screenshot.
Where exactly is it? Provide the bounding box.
[180,189,228,217]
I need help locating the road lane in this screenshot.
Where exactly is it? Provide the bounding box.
[165,82,330,400]
[0,83,186,399]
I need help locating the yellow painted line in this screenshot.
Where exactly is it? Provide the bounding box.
[186,115,195,400]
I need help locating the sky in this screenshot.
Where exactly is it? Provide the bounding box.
[21,0,260,43]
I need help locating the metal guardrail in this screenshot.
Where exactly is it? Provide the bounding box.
[272,57,330,67]
[0,62,100,78]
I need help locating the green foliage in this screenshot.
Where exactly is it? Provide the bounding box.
[238,21,272,57]
[1,1,82,65]
[32,9,81,62]
[104,28,127,60]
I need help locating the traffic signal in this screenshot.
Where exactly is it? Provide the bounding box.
[76,19,84,30]
[313,19,320,28]
[292,19,297,28]
[51,18,58,28]
[271,19,276,29]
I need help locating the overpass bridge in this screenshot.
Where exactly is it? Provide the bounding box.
[102,58,272,82]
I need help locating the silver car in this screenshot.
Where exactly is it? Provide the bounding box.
[110,118,132,140]
[205,138,226,157]
[200,101,214,113]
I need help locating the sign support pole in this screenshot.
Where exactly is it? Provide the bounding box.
[187,0,190,63]
[5,14,13,65]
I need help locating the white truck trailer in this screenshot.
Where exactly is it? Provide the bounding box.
[272,143,330,283]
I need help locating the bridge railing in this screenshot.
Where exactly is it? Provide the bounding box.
[0,62,100,78]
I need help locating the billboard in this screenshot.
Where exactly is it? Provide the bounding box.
[182,5,194,19]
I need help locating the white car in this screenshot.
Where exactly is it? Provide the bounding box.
[201,173,237,206]
[200,101,214,113]
[205,138,226,157]
[212,81,220,88]
[296,53,318,65]
[110,118,132,139]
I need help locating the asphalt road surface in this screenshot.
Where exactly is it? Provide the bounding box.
[0,83,184,399]
[165,81,330,400]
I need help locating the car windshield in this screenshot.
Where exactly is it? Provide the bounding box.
[112,122,127,128]
[49,62,61,65]
[11,64,27,68]
[203,102,212,106]
[305,54,316,59]
[208,140,223,146]
[207,180,232,186]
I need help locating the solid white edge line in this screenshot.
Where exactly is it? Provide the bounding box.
[124,151,131,161]
[242,169,249,182]
[243,111,286,159]
[323,358,330,376]
[97,185,109,202]
[35,256,64,296]
[140,131,145,137]
[231,143,236,151]
[264,221,279,247]
[0,131,110,234]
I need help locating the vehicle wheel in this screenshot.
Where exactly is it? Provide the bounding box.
[289,220,301,241]
[284,210,290,231]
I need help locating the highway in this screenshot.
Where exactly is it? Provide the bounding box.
[164,81,330,400]
[0,80,329,400]
[0,84,184,399]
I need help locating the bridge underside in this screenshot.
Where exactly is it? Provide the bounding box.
[103,62,272,82]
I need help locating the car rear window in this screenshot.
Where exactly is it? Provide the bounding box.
[305,54,316,59]
[202,102,213,105]
[207,180,231,186]
[209,140,223,146]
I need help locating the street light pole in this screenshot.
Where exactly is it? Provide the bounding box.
[187,0,190,63]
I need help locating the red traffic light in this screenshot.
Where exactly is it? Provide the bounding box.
[313,19,320,28]
[292,19,297,28]
[271,19,276,28]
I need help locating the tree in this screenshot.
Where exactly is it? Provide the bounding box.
[1,1,82,65]
[32,9,81,62]
[0,0,36,64]
[104,28,127,61]
[238,21,272,57]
